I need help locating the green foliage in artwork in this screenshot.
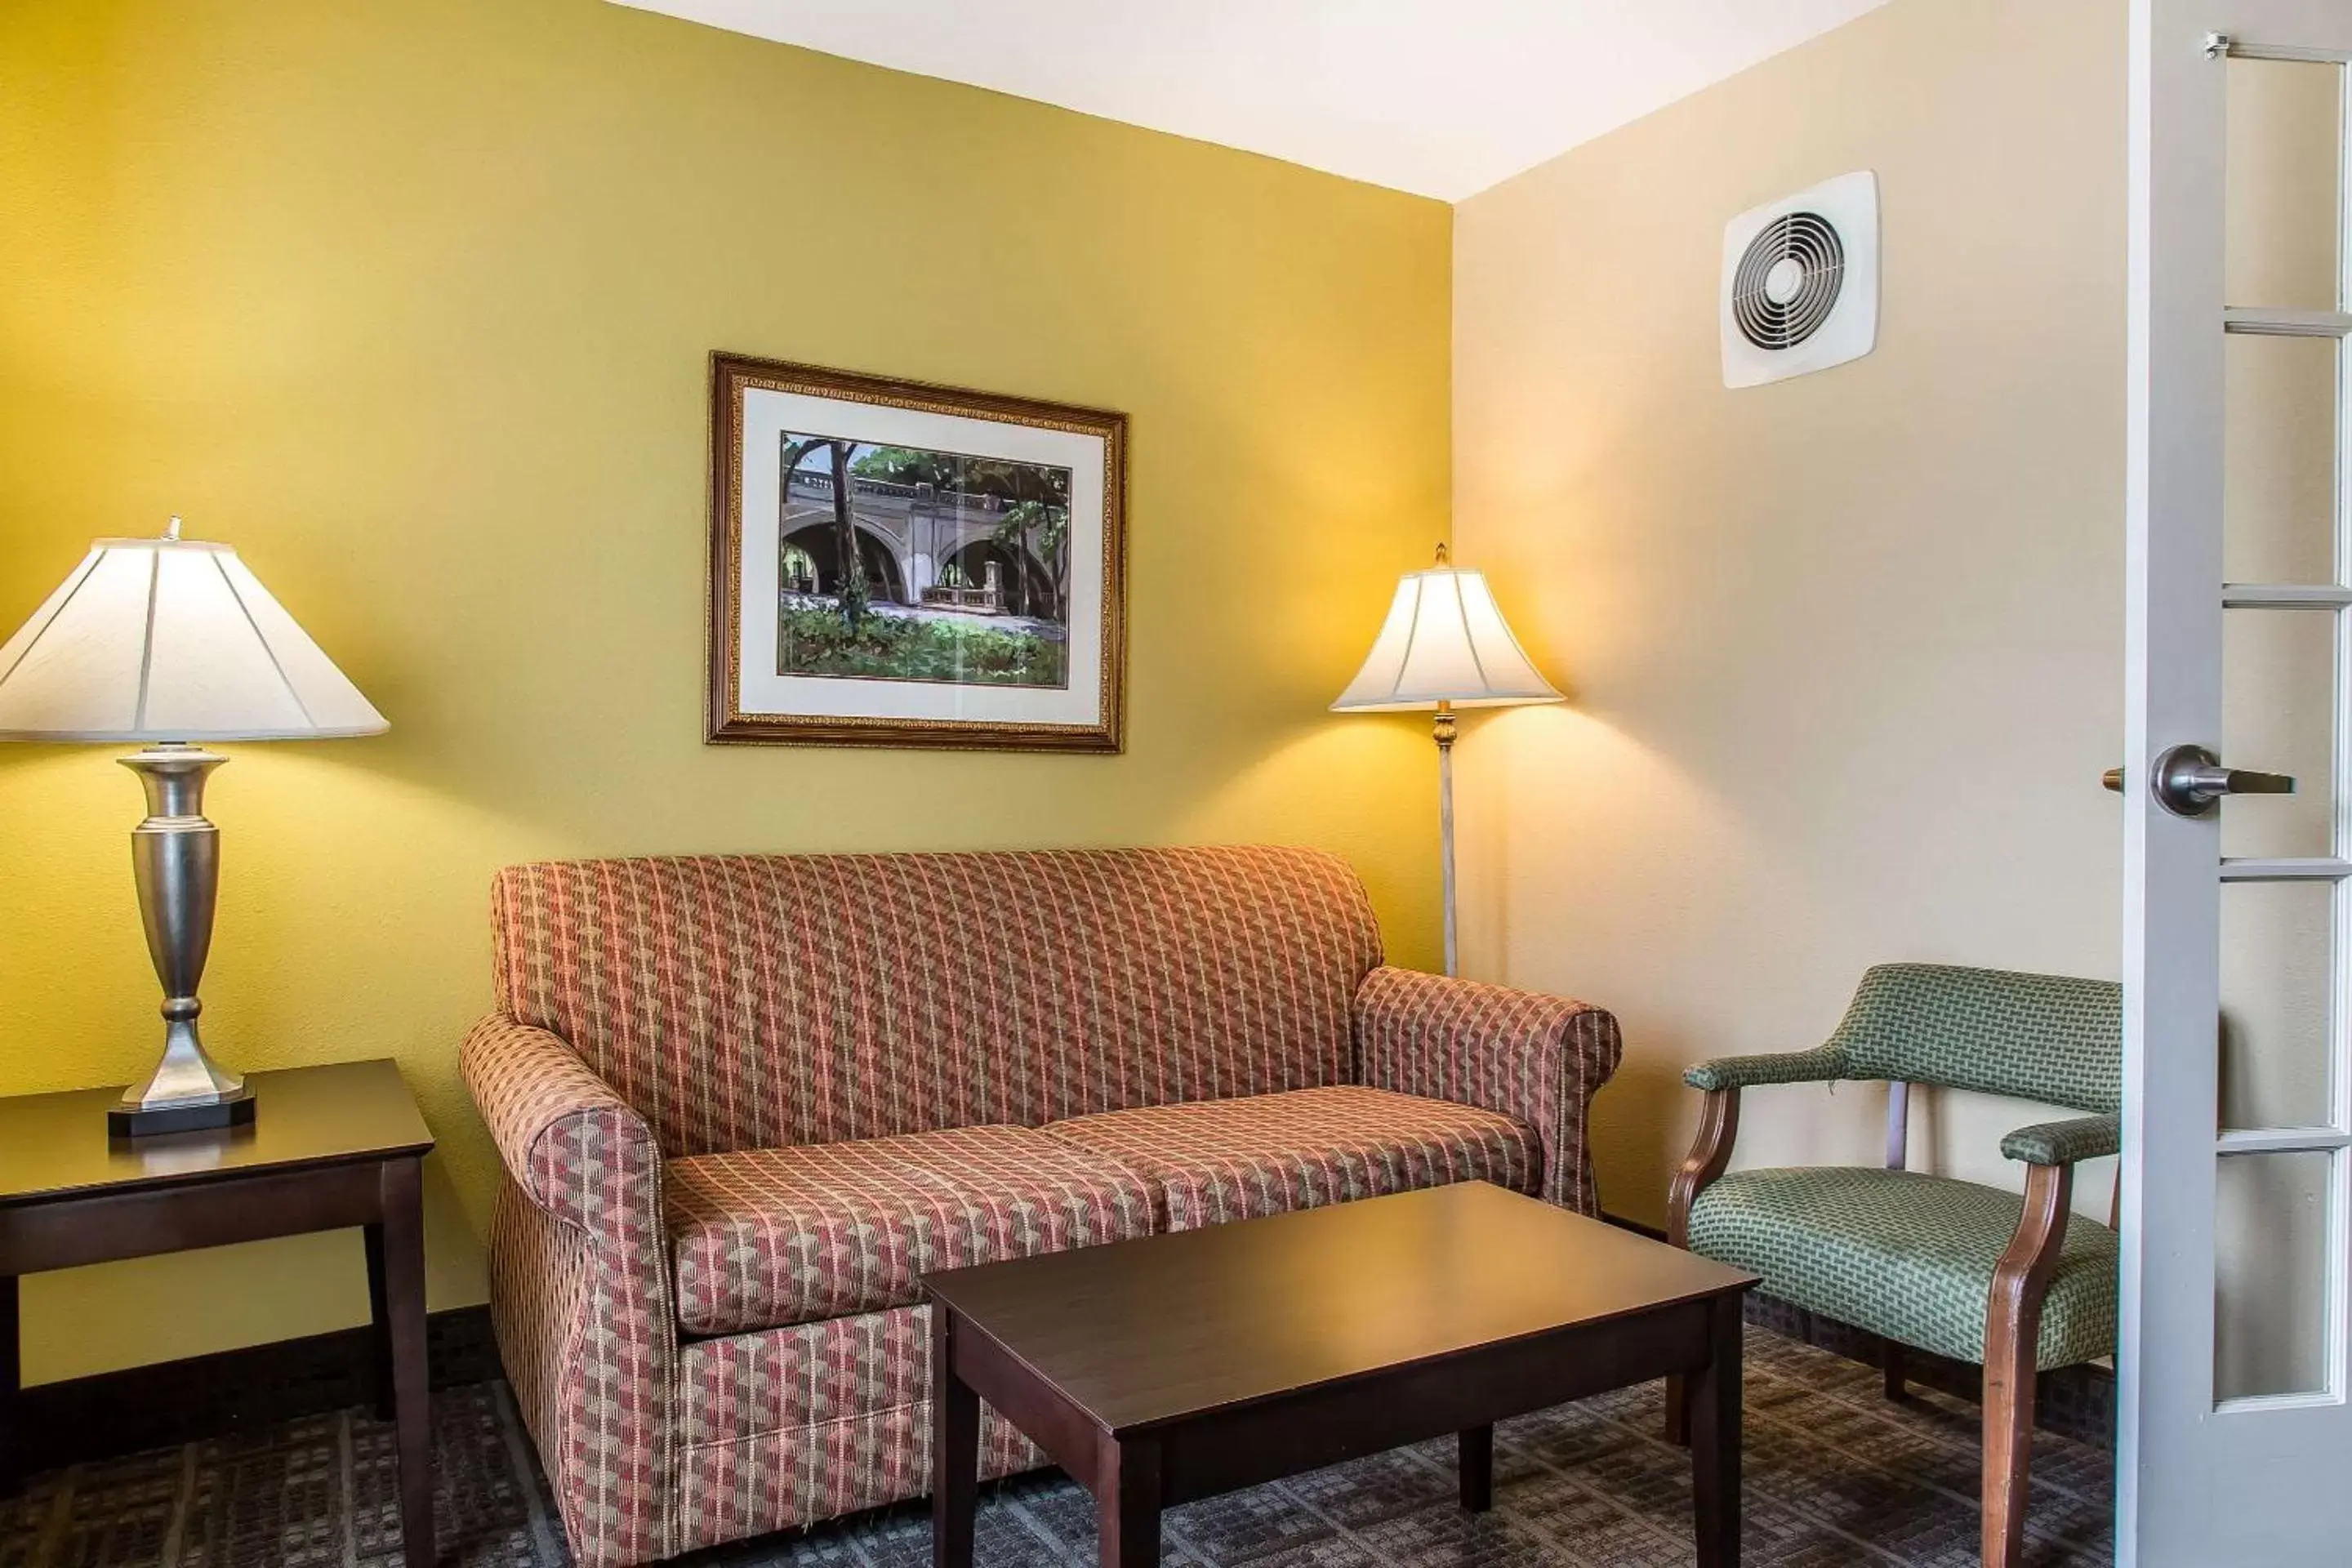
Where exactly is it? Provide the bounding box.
[778,606,1067,687]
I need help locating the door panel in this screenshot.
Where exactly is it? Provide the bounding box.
[2216,878,2334,1129]
[2221,333,2338,583]
[2219,607,2335,857]
[2214,1149,2332,1401]
[2224,56,2342,311]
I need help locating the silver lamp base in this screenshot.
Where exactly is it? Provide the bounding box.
[109,743,257,1139]
[109,1085,255,1138]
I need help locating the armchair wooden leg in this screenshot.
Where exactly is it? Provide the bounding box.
[1983,1160,2071,1568]
[1881,1339,1905,1402]
[1665,1087,1740,1446]
[1983,1339,2038,1568]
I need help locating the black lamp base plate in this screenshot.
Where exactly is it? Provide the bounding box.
[109,1090,257,1140]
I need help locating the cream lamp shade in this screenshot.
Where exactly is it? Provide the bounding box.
[0,527,386,740]
[1330,559,1563,712]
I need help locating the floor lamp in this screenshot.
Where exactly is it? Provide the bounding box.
[1332,546,1561,978]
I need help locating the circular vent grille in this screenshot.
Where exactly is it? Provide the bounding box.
[1731,212,1845,350]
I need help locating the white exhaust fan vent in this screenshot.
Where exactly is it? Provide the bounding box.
[1721,170,1879,388]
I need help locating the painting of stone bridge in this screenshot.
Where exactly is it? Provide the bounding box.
[775,432,1072,688]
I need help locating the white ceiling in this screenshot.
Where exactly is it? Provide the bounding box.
[609,1,1893,201]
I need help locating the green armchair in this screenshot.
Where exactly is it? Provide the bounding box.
[1664,963,2121,1568]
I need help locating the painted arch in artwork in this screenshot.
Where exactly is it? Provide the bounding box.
[940,539,1058,620]
[781,523,908,605]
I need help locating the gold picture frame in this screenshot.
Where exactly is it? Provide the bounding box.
[706,352,1127,751]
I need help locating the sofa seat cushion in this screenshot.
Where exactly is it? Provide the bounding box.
[1686,1166,2118,1370]
[1042,1085,1542,1232]
[665,1125,1156,1335]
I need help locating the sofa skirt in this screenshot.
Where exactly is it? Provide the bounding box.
[675,1303,1045,1552]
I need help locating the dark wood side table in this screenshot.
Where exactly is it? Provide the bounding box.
[927,1180,1760,1568]
[0,1058,435,1566]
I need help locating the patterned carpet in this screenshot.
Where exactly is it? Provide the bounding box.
[0,1329,2110,1568]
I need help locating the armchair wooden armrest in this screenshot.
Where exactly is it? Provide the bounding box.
[2001,1111,2119,1168]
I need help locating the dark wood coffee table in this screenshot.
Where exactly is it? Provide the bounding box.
[926,1179,1757,1568]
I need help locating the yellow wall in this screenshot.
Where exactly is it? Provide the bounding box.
[1452,0,2128,1226]
[0,0,1452,1384]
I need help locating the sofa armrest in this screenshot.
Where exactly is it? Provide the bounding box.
[2001,1111,2120,1168]
[1682,1046,1846,1094]
[1353,965,1623,1215]
[461,1014,664,1231]
[460,1014,678,1568]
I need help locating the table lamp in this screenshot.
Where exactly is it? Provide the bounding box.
[1333,545,1561,978]
[0,519,386,1136]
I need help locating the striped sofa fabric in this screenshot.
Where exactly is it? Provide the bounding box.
[461,845,1622,1568]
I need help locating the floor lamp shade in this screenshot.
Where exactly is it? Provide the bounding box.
[1330,564,1562,713]
[0,524,385,1135]
[1332,554,1559,978]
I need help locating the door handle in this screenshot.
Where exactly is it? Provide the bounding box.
[2121,743,2296,817]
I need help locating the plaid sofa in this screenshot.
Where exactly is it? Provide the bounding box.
[460,846,1620,1567]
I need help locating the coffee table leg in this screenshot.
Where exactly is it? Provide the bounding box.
[931,1308,979,1568]
[1097,1435,1161,1568]
[1458,1423,1493,1512]
[1689,1296,1744,1567]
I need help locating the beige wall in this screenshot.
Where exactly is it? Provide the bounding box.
[1452,0,2130,1225]
[0,0,1451,1383]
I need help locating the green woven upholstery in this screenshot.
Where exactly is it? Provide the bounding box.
[1688,1167,2118,1370]
[2000,1112,2121,1168]
[1682,1045,1843,1093]
[1682,964,2120,1111]
[1824,964,2119,1111]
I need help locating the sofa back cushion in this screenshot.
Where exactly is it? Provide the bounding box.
[489,845,1384,1156]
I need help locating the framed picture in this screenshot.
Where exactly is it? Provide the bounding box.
[706,352,1127,751]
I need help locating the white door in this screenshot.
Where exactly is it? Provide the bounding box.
[2123,3,2352,1564]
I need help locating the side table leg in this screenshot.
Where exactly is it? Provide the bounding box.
[363,1221,394,1420]
[1458,1423,1494,1512]
[0,1274,19,1496]
[930,1307,978,1568]
[1689,1295,1744,1568]
[381,1157,435,1567]
[1097,1435,1161,1568]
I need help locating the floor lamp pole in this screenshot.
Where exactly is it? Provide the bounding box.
[1435,701,1458,978]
